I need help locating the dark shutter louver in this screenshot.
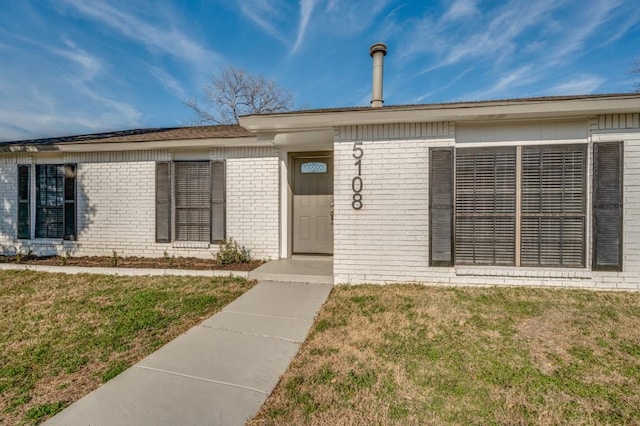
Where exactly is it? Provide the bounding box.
[175,162,210,241]
[63,164,76,240]
[429,148,453,266]
[455,147,516,265]
[17,165,30,239]
[521,145,586,267]
[593,142,623,271]
[155,162,171,243]
[210,161,226,243]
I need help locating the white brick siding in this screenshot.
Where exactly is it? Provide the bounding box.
[0,147,280,260]
[225,154,280,260]
[333,118,640,290]
[0,163,18,254]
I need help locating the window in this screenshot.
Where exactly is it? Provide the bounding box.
[301,162,328,173]
[520,145,586,267]
[34,164,76,240]
[430,145,592,268]
[17,165,30,239]
[455,147,516,265]
[155,161,225,243]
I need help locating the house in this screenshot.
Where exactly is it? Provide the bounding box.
[2,44,640,289]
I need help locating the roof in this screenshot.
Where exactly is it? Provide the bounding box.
[243,93,640,117]
[3,93,639,148]
[0,124,252,146]
[239,93,640,132]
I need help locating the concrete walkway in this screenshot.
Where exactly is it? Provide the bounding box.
[45,280,332,426]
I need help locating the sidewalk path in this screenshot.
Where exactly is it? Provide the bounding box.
[45,280,332,426]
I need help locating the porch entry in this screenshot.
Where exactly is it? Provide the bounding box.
[292,154,333,254]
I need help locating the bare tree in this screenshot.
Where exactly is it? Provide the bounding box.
[185,66,294,125]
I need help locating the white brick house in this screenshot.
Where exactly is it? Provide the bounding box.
[2,94,640,289]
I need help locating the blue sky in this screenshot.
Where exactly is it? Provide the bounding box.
[1,0,639,141]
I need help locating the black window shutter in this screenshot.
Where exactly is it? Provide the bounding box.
[17,165,30,239]
[210,161,226,243]
[63,164,77,240]
[429,148,453,266]
[593,142,623,271]
[156,162,171,243]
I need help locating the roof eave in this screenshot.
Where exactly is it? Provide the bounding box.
[0,136,264,153]
[239,95,640,132]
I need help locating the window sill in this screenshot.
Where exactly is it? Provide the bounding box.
[455,266,592,280]
[29,239,65,246]
[171,241,210,250]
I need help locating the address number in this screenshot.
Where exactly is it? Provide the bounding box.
[352,142,363,209]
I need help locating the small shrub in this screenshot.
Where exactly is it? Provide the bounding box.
[60,251,70,266]
[163,251,175,267]
[110,250,119,267]
[14,248,31,264]
[215,238,252,265]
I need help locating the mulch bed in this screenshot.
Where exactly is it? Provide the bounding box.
[0,255,264,271]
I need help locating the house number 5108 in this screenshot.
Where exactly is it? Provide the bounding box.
[352,142,363,210]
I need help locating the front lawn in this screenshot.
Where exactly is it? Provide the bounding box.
[251,285,640,425]
[0,270,254,425]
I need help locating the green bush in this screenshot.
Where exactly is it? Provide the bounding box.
[215,238,252,265]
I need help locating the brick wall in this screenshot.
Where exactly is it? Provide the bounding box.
[219,148,280,260]
[0,147,280,260]
[333,119,640,290]
[0,164,18,254]
[333,123,451,284]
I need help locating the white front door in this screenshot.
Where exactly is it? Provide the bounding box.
[292,155,333,254]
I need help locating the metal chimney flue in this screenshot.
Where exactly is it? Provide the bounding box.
[369,42,387,108]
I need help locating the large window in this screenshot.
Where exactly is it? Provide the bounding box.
[155,161,225,243]
[34,164,76,240]
[430,144,601,268]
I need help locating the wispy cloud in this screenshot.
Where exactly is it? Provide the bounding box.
[60,0,220,66]
[49,39,102,81]
[237,0,290,44]
[544,76,605,95]
[291,0,317,54]
[465,65,537,100]
[442,0,479,22]
[149,66,187,99]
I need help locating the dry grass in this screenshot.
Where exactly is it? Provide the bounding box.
[250,285,640,425]
[0,270,254,425]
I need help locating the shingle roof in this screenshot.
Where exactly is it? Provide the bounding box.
[0,124,252,146]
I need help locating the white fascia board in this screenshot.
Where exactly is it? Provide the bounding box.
[240,96,640,132]
[591,128,640,142]
[5,136,265,153]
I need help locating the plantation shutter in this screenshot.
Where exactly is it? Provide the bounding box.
[455,147,516,265]
[210,161,226,243]
[593,142,623,271]
[17,165,30,239]
[175,162,210,241]
[155,162,171,243]
[63,164,76,240]
[520,145,586,267]
[429,148,453,266]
